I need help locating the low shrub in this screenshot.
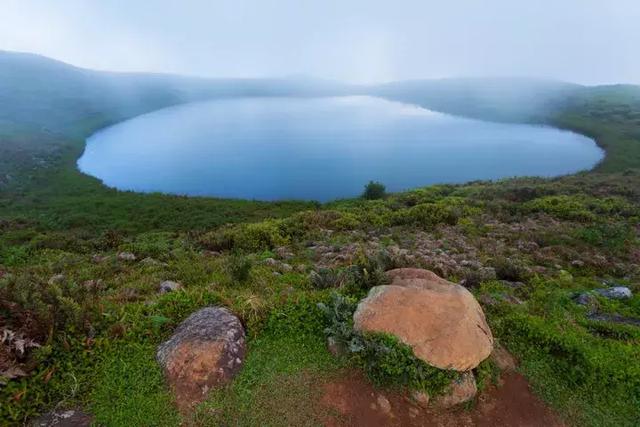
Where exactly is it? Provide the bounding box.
[362,181,387,200]
[227,254,252,283]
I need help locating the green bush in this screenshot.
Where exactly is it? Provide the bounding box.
[524,195,595,221]
[201,220,289,252]
[318,293,457,395]
[227,254,253,283]
[362,181,386,200]
[391,198,478,228]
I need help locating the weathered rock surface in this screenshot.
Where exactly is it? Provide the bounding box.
[490,344,518,372]
[353,268,493,371]
[435,372,478,408]
[31,409,92,427]
[156,307,246,410]
[596,286,632,300]
[117,252,136,262]
[159,280,182,294]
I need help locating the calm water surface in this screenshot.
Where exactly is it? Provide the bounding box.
[79,96,603,201]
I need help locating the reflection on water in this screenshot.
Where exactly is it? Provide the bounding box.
[78,96,603,201]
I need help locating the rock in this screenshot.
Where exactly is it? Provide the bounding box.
[159,280,182,294]
[574,292,596,306]
[274,246,294,260]
[263,258,279,267]
[587,312,640,327]
[376,394,392,415]
[435,372,477,408]
[31,409,92,427]
[490,344,517,372]
[117,252,136,262]
[295,264,307,273]
[353,268,493,371]
[82,279,104,291]
[596,286,632,300]
[408,406,420,418]
[141,257,165,266]
[156,307,246,410]
[91,254,108,264]
[571,260,585,267]
[48,274,65,285]
[202,250,221,258]
[410,390,430,408]
[279,263,293,273]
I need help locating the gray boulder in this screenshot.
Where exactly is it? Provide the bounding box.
[156,307,245,411]
[597,286,632,300]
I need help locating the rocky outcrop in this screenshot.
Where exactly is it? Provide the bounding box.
[156,307,246,410]
[353,268,493,371]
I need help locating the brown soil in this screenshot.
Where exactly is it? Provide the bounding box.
[320,371,564,427]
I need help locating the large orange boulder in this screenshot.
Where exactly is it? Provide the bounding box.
[353,268,493,371]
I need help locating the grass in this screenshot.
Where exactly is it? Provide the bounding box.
[1,64,640,425]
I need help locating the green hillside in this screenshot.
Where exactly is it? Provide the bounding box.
[1,52,639,426]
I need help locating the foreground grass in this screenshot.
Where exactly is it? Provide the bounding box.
[2,171,639,425]
[2,71,640,425]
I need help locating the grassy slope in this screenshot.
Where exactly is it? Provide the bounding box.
[1,52,640,426]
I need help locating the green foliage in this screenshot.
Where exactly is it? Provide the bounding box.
[90,343,180,427]
[391,197,479,228]
[227,254,253,283]
[490,257,531,282]
[362,181,386,200]
[488,287,640,427]
[574,223,635,250]
[202,220,289,252]
[318,293,457,396]
[524,195,596,221]
[309,268,347,290]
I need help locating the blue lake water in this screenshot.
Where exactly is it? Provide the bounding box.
[78,96,604,201]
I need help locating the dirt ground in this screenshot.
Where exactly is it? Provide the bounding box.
[320,371,564,427]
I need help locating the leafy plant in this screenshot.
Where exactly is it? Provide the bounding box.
[362,181,386,200]
[318,293,457,395]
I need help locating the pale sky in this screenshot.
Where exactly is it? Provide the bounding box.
[1,0,639,84]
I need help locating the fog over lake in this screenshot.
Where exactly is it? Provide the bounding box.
[78,96,603,201]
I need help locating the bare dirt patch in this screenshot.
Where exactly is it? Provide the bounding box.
[320,371,564,427]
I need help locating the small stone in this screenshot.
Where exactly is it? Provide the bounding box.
[203,250,221,258]
[141,257,164,266]
[376,394,392,415]
[48,274,65,285]
[91,254,108,264]
[117,252,136,262]
[159,280,182,294]
[574,292,596,306]
[31,409,92,427]
[597,286,632,300]
[408,407,420,418]
[274,246,294,260]
[295,264,307,273]
[571,260,585,267]
[279,263,293,273]
[410,390,430,408]
[263,258,279,267]
[83,279,104,291]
